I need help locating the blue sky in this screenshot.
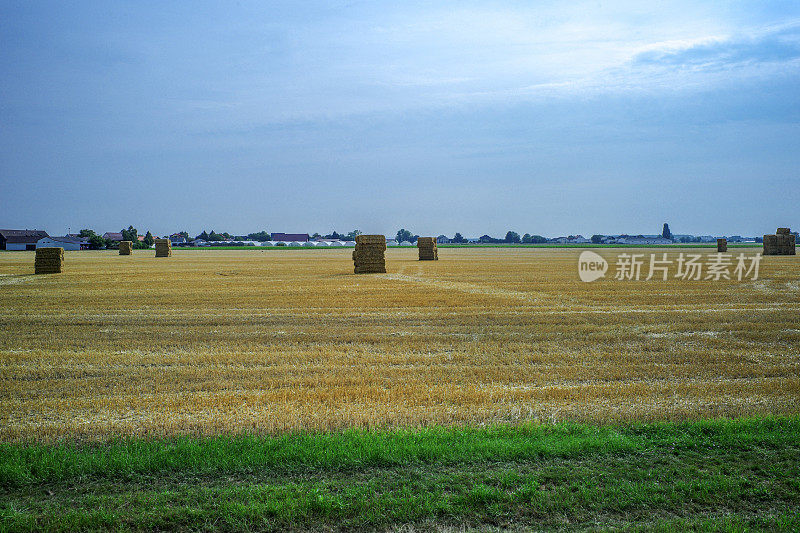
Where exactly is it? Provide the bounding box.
[1,1,799,238]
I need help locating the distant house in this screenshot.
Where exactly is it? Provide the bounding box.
[616,236,673,245]
[550,235,590,244]
[0,229,49,250]
[102,232,124,242]
[271,233,310,242]
[37,236,89,251]
[385,239,398,246]
[436,235,450,244]
[170,235,187,245]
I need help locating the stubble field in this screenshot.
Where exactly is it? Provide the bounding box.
[1,247,798,442]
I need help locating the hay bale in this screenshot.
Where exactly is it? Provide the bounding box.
[776,234,795,255]
[716,238,727,253]
[34,247,63,274]
[763,234,779,256]
[155,238,172,257]
[776,228,791,235]
[417,237,438,260]
[119,241,133,255]
[353,235,386,273]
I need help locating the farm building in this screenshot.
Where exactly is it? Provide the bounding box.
[0,229,49,250]
[37,236,89,251]
[102,232,124,243]
[271,233,310,242]
[618,236,672,245]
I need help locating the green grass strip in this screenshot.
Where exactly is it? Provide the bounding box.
[1,417,798,531]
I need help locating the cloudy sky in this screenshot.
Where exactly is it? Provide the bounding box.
[1,1,799,238]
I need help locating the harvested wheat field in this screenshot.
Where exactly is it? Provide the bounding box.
[1,247,799,441]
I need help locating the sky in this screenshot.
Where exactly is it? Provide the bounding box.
[1,1,799,238]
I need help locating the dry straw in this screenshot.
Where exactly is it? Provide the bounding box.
[417,237,439,261]
[155,239,172,257]
[353,234,386,273]
[763,228,795,256]
[716,238,727,253]
[119,241,133,255]
[34,247,64,274]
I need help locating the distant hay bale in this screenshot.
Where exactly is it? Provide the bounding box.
[119,241,133,255]
[155,239,172,257]
[417,237,439,261]
[716,238,727,253]
[764,228,795,256]
[763,234,779,255]
[776,234,795,255]
[34,247,63,274]
[353,234,386,273]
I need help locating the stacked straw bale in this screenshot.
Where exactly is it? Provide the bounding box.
[119,241,133,255]
[353,235,386,273]
[155,238,172,257]
[763,234,779,255]
[716,238,727,253]
[34,247,64,274]
[764,228,796,255]
[417,237,438,260]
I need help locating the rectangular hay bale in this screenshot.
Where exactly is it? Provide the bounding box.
[34,247,64,274]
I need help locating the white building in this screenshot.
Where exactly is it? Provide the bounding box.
[37,236,88,251]
[0,229,49,250]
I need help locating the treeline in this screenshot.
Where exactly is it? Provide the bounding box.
[395,230,548,244]
[80,226,154,250]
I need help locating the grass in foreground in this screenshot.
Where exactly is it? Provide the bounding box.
[2,417,799,531]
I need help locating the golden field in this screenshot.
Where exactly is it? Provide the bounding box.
[0,247,798,441]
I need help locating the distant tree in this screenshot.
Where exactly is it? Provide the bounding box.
[177,231,190,240]
[662,223,672,240]
[478,235,500,243]
[207,231,225,241]
[79,229,97,238]
[87,234,106,250]
[505,231,521,244]
[529,235,548,244]
[346,230,362,241]
[143,231,154,247]
[247,231,271,242]
[324,231,342,240]
[591,234,603,244]
[793,232,799,244]
[396,229,414,243]
[196,230,210,241]
[452,232,466,243]
[121,225,138,243]
[311,232,321,239]
[521,233,532,243]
